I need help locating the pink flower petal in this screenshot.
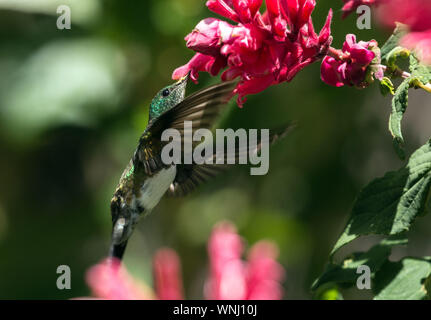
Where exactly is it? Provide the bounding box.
[318,9,333,46]
[185,18,235,56]
[86,258,154,300]
[401,31,431,65]
[246,241,285,300]
[172,53,227,82]
[205,222,247,299]
[207,0,240,22]
[321,56,346,87]
[349,45,375,65]
[153,248,184,300]
[234,74,275,106]
[232,0,263,23]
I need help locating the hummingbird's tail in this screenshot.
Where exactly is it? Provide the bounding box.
[109,240,128,260]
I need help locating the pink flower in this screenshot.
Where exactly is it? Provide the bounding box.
[321,34,381,87]
[376,0,431,32]
[205,222,247,299]
[86,258,155,300]
[173,0,333,106]
[245,242,285,299]
[153,248,184,300]
[205,222,285,300]
[372,0,431,65]
[341,0,383,19]
[400,31,431,65]
[185,18,235,57]
[85,222,285,300]
[85,250,183,300]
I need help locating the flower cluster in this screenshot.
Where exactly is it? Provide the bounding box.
[86,249,181,300]
[205,222,284,299]
[321,34,383,88]
[342,0,431,65]
[173,0,333,106]
[84,221,285,300]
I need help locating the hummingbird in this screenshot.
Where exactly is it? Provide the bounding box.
[109,74,291,260]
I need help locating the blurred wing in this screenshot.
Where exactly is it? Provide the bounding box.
[168,125,294,197]
[133,81,237,175]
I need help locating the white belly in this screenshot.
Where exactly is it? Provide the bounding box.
[136,166,176,211]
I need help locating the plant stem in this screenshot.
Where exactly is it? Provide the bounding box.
[379,65,410,78]
[379,64,431,93]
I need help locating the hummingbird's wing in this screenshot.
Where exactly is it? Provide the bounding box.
[134,80,237,176]
[168,125,293,197]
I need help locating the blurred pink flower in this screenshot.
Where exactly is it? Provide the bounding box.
[321,34,382,87]
[85,250,182,300]
[205,222,247,299]
[205,222,285,300]
[401,31,431,65]
[173,0,333,106]
[85,222,285,300]
[376,0,431,32]
[374,0,431,65]
[86,258,155,300]
[246,242,285,299]
[153,248,184,300]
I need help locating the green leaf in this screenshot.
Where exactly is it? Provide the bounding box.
[380,77,395,96]
[389,78,410,160]
[409,54,431,91]
[374,257,431,300]
[386,46,410,71]
[313,284,344,300]
[381,23,409,62]
[313,235,407,291]
[387,55,431,157]
[313,243,393,291]
[331,141,431,256]
[410,55,431,82]
[424,274,431,298]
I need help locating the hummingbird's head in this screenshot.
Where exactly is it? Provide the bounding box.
[149,73,189,120]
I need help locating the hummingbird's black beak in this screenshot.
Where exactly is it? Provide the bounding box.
[109,216,130,260]
[172,71,189,101]
[109,241,128,260]
[176,71,190,86]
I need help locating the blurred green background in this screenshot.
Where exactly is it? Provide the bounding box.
[0,0,431,299]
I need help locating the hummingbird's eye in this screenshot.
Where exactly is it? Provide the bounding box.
[162,89,170,97]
